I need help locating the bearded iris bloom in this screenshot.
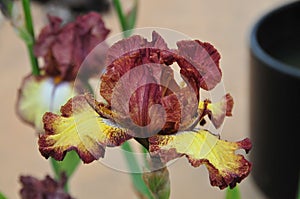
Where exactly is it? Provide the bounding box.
[17,12,109,132]
[39,31,251,189]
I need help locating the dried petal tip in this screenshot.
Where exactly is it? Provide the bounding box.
[19,174,73,199]
[149,130,252,189]
[39,94,131,164]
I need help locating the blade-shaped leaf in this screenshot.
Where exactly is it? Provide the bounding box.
[17,27,33,45]
[0,192,8,199]
[126,0,138,29]
[50,151,81,179]
[50,151,81,192]
[143,167,170,199]
[112,0,139,38]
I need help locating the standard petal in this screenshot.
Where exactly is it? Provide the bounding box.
[149,130,251,189]
[198,93,234,129]
[105,31,169,66]
[34,12,109,81]
[100,31,174,105]
[16,75,74,132]
[176,40,222,91]
[39,95,132,164]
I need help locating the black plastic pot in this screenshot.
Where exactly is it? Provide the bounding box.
[250,1,300,199]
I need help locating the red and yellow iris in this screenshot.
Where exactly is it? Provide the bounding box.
[36,31,251,189]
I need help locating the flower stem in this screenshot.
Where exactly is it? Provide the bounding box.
[226,186,241,199]
[121,142,153,199]
[21,0,40,76]
[112,2,157,198]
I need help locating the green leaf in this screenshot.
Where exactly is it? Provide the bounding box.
[121,141,154,199]
[50,151,81,192]
[225,186,241,199]
[21,0,40,75]
[126,0,138,30]
[0,192,8,199]
[143,167,170,199]
[16,27,33,45]
[123,0,138,37]
[50,151,81,179]
[112,0,128,32]
[112,0,139,38]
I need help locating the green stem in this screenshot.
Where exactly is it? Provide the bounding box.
[112,1,156,198]
[21,0,40,75]
[121,142,153,199]
[226,186,241,199]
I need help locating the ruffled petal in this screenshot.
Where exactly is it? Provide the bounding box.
[20,174,73,199]
[160,87,198,134]
[99,32,225,135]
[149,130,251,189]
[34,12,109,81]
[198,93,234,128]
[105,31,169,65]
[176,40,222,91]
[16,75,74,132]
[100,31,173,105]
[39,95,132,164]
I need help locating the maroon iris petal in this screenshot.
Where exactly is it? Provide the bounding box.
[34,12,110,81]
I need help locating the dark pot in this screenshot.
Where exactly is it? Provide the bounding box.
[250,1,300,199]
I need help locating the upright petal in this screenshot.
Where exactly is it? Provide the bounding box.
[39,95,132,164]
[34,12,110,81]
[100,31,173,105]
[105,31,169,66]
[176,40,222,91]
[149,130,251,189]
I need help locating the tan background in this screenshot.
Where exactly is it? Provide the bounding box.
[0,0,293,198]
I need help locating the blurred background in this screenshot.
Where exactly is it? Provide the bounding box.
[0,0,294,198]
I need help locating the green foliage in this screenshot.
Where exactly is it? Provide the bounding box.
[225,186,241,199]
[50,151,81,192]
[21,0,39,75]
[121,142,154,199]
[143,167,170,199]
[0,192,7,199]
[112,0,138,37]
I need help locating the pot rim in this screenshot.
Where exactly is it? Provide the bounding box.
[250,1,300,78]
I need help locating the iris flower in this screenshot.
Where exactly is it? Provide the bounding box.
[20,174,73,199]
[17,12,109,132]
[39,31,251,189]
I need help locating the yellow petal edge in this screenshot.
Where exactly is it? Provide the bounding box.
[149,130,251,189]
[39,95,132,163]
